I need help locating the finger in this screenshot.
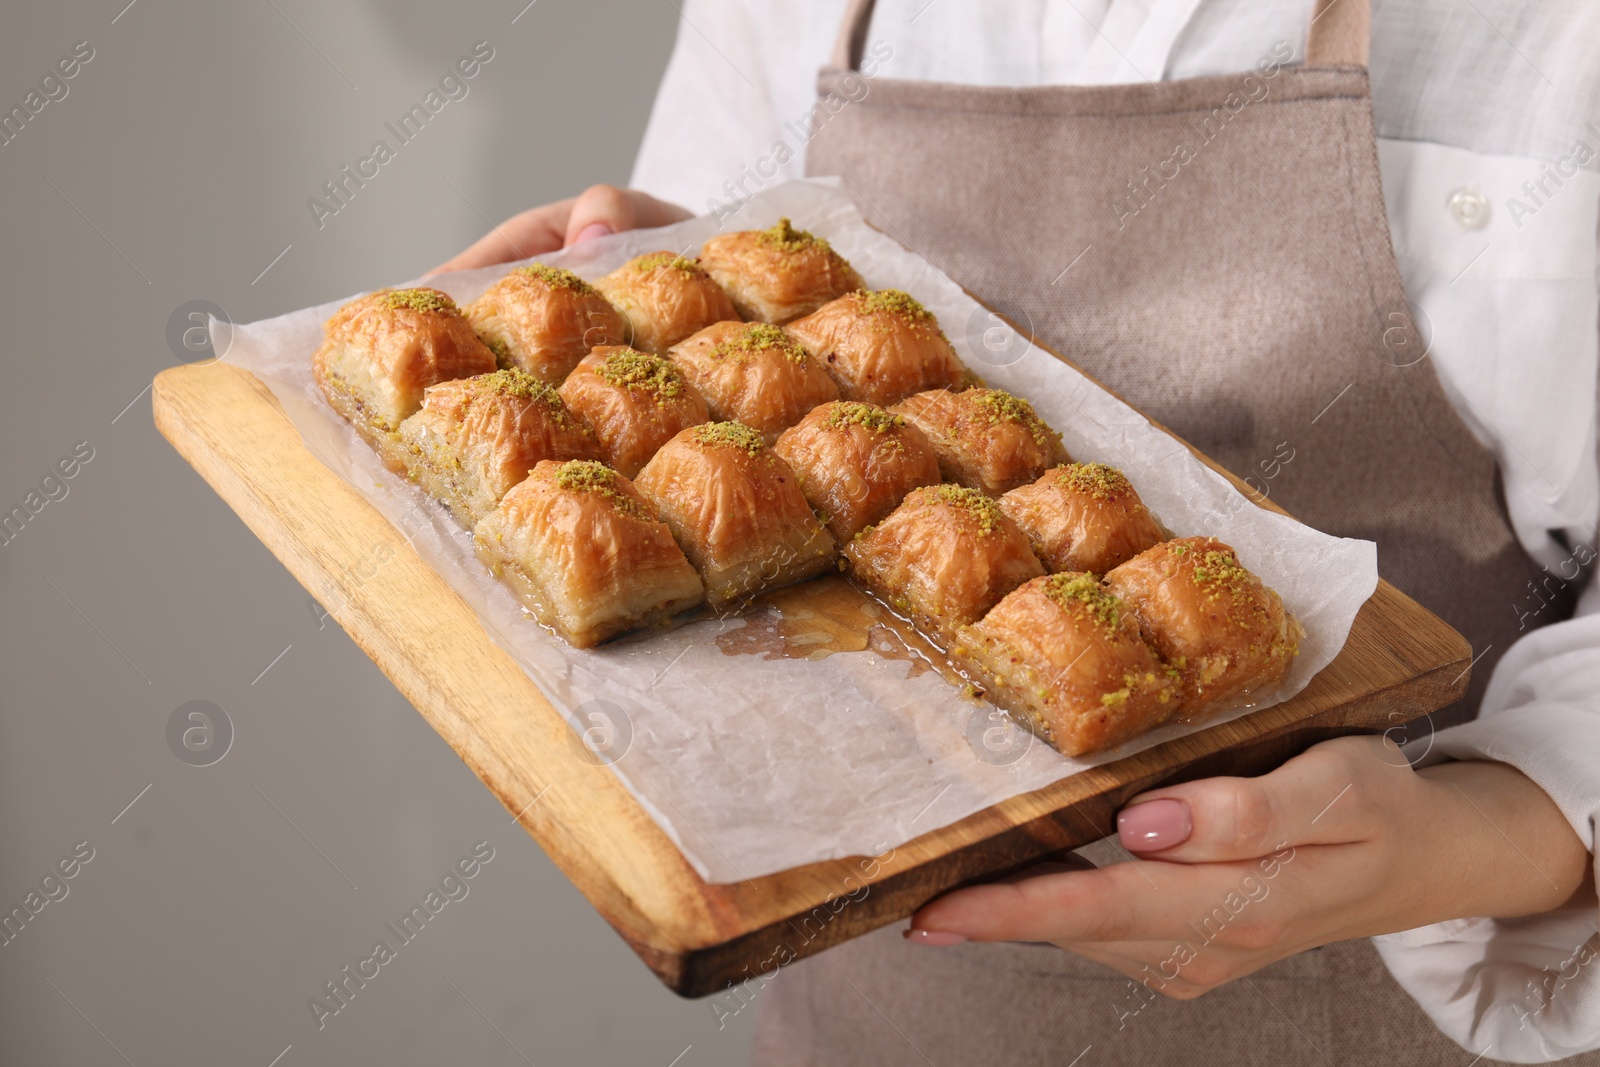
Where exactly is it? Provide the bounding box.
[909,858,1277,946]
[561,184,692,248]
[427,198,574,275]
[1117,735,1396,862]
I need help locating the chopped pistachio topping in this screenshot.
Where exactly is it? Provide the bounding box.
[1057,462,1132,500]
[856,288,935,323]
[968,389,1058,450]
[513,263,595,293]
[380,288,456,314]
[1100,688,1130,708]
[554,459,644,518]
[631,252,706,278]
[1192,549,1253,588]
[710,322,808,364]
[476,367,555,402]
[826,401,904,434]
[1042,572,1123,632]
[756,217,829,254]
[595,348,684,398]
[928,483,1003,533]
[693,420,766,455]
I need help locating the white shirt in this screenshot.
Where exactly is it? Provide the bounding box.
[630,2,1600,1060]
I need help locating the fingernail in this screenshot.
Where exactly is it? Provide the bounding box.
[903,928,967,946]
[1118,798,1192,851]
[573,222,613,244]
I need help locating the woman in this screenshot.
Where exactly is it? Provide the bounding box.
[437,1,1600,1062]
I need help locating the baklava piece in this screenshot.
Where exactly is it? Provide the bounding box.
[1105,537,1301,710]
[999,462,1166,574]
[698,217,864,323]
[891,387,1069,496]
[464,264,626,385]
[474,460,705,648]
[313,287,497,444]
[633,422,836,609]
[557,346,710,478]
[786,289,974,406]
[396,369,598,528]
[667,321,839,442]
[954,574,1181,757]
[773,401,941,542]
[845,484,1043,640]
[593,252,739,354]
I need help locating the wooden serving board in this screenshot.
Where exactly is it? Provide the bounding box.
[153,358,1470,998]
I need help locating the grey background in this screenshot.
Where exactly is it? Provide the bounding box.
[0,2,762,1064]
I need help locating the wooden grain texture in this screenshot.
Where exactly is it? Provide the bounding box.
[153,359,1471,998]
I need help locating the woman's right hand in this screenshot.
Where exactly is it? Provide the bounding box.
[427,184,692,275]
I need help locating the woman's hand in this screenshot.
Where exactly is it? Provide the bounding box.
[906,735,1593,999]
[427,184,692,275]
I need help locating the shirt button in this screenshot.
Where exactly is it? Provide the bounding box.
[1447,187,1491,230]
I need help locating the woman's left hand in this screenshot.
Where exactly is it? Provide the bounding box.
[906,735,1592,998]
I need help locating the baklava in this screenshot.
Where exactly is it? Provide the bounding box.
[891,387,1069,496]
[1105,537,1301,710]
[396,368,599,528]
[999,462,1166,574]
[786,289,974,406]
[633,422,837,609]
[313,287,497,444]
[773,401,942,542]
[465,264,627,385]
[557,346,710,478]
[698,217,864,323]
[593,252,739,354]
[667,321,840,442]
[845,483,1044,640]
[954,573,1181,757]
[474,459,705,648]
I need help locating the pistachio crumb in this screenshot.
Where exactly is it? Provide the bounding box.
[513,263,596,293]
[928,483,1003,533]
[380,288,456,314]
[693,421,766,456]
[711,322,809,364]
[1057,462,1132,500]
[595,348,684,398]
[826,401,904,434]
[554,459,644,518]
[756,217,829,254]
[632,252,706,278]
[1042,572,1123,633]
[968,389,1058,450]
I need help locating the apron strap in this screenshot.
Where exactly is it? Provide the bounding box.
[1305,0,1370,67]
[827,0,1370,73]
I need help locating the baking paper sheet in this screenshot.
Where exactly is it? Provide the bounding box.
[219,178,1377,883]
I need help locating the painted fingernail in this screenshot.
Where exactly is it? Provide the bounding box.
[903,928,967,946]
[573,222,613,244]
[1118,798,1192,851]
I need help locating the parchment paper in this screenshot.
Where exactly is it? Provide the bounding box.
[220,178,1377,883]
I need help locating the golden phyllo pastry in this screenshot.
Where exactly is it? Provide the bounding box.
[397,368,599,528]
[786,289,974,406]
[633,422,836,609]
[667,322,839,442]
[593,252,738,354]
[891,387,1069,496]
[464,264,626,385]
[557,346,710,478]
[313,287,497,443]
[474,460,704,648]
[954,573,1181,757]
[999,462,1166,575]
[1105,537,1300,709]
[698,217,865,324]
[845,484,1044,640]
[773,401,941,542]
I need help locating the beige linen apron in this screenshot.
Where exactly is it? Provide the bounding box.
[748,0,1591,1063]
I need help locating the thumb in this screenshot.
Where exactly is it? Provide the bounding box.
[1117,737,1385,862]
[561,184,692,248]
